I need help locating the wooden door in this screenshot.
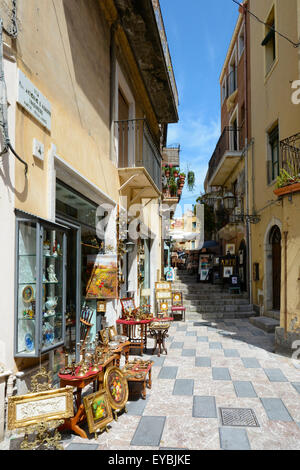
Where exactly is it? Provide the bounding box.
[271,227,281,311]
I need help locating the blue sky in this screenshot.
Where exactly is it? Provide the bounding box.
[160,0,240,215]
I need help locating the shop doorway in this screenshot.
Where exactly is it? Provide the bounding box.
[270,225,281,311]
[238,240,247,292]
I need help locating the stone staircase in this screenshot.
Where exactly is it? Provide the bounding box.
[173,271,257,321]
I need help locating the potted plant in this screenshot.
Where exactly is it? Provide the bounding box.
[169,177,178,197]
[187,171,195,191]
[179,172,186,181]
[165,166,170,178]
[274,165,300,197]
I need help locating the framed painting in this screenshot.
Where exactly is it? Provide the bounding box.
[83,389,113,435]
[108,325,117,341]
[159,301,169,313]
[156,291,172,300]
[223,266,233,278]
[225,244,235,255]
[104,367,128,411]
[86,254,118,299]
[7,387,74,430]
[172,292,182,306]
[155,282,172,291]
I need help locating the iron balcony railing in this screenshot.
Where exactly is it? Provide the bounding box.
[115,118,162,191]
[280,132,300,176]
[162,145,180,166]
[207,123,245,184]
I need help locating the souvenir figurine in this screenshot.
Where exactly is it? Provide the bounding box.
[47,265,58,283]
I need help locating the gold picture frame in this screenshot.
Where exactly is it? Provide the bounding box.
[155,281,172,291]
[7,386,74,430]
[83,389,113,435]
[104,367,128,411]
[156,290,172,300]
[160,301,169,313]
[99,328,109,345]
[108,325,117,341]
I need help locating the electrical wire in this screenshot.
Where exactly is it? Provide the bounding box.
[232,0,300,48]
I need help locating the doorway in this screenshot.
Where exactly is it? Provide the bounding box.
[270,225,281,311]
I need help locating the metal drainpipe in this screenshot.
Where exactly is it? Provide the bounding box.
[243,4,253,304]
[110,21,117,164]
[0,18,27,174]
[284,231,288,337]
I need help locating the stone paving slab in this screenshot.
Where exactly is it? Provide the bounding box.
[3,315,300,451]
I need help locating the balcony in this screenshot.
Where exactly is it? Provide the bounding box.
[115,119,162,200]
[162,145,180,167]
[113,0,178,123]
[207,124,245,187]
[273,132,300,197]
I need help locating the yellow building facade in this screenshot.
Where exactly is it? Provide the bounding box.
[248,0,300,353]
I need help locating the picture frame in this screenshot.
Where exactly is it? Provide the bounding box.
[156,290,172,300]
[172,292,182,306]
[108,325,117,341]
[225,244,235,255]
[223,266,233,278]
[99,328,109,345]
[200,269,209,281]
[22,285,34,304]
[7,387,74,430]
[86,254,118,299]
[159,301,169,313]
[155,282,172,291]
[97,300,106,313]
[83,388,113,435]
[104,367,128,411]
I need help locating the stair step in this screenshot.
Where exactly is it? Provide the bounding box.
[264,310,280,321]
[249,316,279,333]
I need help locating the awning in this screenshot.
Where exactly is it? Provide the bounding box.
[170,231,201,242]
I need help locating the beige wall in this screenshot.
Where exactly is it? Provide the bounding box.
[14,0,119,217]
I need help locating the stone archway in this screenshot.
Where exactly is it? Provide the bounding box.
[264,219,282,313]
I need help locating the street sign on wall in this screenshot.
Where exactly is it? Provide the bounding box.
[17,69,52,132]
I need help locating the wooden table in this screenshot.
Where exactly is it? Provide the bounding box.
[123,362,153,400]
[58,355,116,439]
[116,319,151,356]
[149,323,171,357]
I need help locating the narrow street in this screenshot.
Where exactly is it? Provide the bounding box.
[4,271,299,451]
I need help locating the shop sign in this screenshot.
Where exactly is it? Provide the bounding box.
[17,69,52,131]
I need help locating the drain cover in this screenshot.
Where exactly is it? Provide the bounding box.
[219,408,260,427]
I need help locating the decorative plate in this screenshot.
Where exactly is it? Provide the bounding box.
[104,367,128,411]
[24,333,34,352]
[22,285,34,304]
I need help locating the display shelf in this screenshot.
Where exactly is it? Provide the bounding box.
[15,217,67,358]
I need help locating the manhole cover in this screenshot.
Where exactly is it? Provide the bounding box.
[219,408,260,427]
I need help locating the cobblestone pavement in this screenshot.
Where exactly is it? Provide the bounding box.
[2,317,300,451]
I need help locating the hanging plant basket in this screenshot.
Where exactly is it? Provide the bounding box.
[187,171,195,192]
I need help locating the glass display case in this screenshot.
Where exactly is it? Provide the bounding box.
[15,214,67,358]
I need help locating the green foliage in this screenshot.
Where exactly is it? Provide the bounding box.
[276,162,300,188]
[187,171,195,191]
